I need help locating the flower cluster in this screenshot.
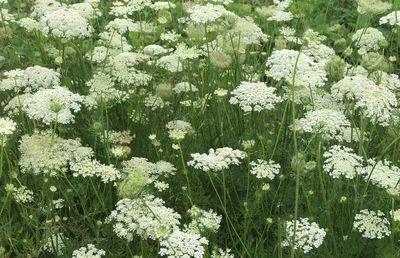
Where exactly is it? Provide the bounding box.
[352,28,387,55]
[159,229,208,258]
[187,147,246,172]
[282,218,326,253]
[0,66,60,93]
[24,86,83,125]
[295,109,350,141]
[323,145,364,179]
[186,206,222,233]
[229,82,282,112]
[107,195,181,241]
[361,159,400,190]
[249,159,281,180]
[39,7,93,39]
[353,209,391,239]
[72,244,106,258]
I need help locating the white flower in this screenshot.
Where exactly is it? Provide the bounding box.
[282,218,326,253]
[105,18,135,34]
[266,49,327,88]
[24,86,83,125]
[144,44,168,56]
[0,117,16,136]
[250,159,281,180]
[18,17,41,32]
[72,244,106,258]
[150,1,176,11]
[187,147,246,172]
[186,206,222,233]
[159,229,208,258]
[42,233,66,255]
[39,7,93,39]
[11,185,34,203]
[85,72,127,108]
[352,28,386,55]
[228,17,267,46]
[323,145,364,179]
[353,209,391,239]
[173,82,198,94]
[19,132,82,176]
[107,195,181,241]
[361,159,400,190]
[229,81,282,112]
[295,109,350,141]
[0,66,60,93]
[109,0,152,17]
[332,75,397,126]
[380,11,400,26]
[186,3,232,24]
[166,120,193,133]
[211,248,234,258]
[52,198,64,209]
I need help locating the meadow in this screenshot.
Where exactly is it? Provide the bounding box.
[1,0,400,257]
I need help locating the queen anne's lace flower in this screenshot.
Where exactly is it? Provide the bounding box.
[211,248,234,258]
[332,75,397,126]
[159,229,208,258]
[250,159,281,180]
[295,109,350,141]
[0,66,60,93]
[85,72,128,108]
[72,244,106,258]
[105,18,135,34]
[352,28,386,55]
[186,206,222,233]
[323,145,364,179]
[9,185,34,203]
[24,86,83,125]
[42,233,66,255]
[361,159,400,190]
[39,7,93,39]
[186,3,232,24]
[187,147,246,172]
[380,11,400,26]
[19,132,82,176]
[353,209,391,239]
[107,195,181,241]
[173,82,198,94]
[266,49,327,88]
[282,218,326,253]
[229,82,282,112]
[0,117,16,136]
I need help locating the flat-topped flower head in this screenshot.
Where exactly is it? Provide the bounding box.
[352,28,387,55]
[266,49,327,88]
[0,66,60,93]
[229,82,282,112]
[323,145,364,179]
[72,244,106,258]
[159,229,208,258]
[107,195,181,241]
[295,109,350,141]
[282,217,326,253]
[187,147,246,172]
[361,159,400,190]
[380,11,400,26]
[186,3,233,24]
[250,159,281,180]
[353,209,391,239]
[39,7,93,39]
[0,117,16,137]
[24,86,83,125]
[332,75,397,126]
